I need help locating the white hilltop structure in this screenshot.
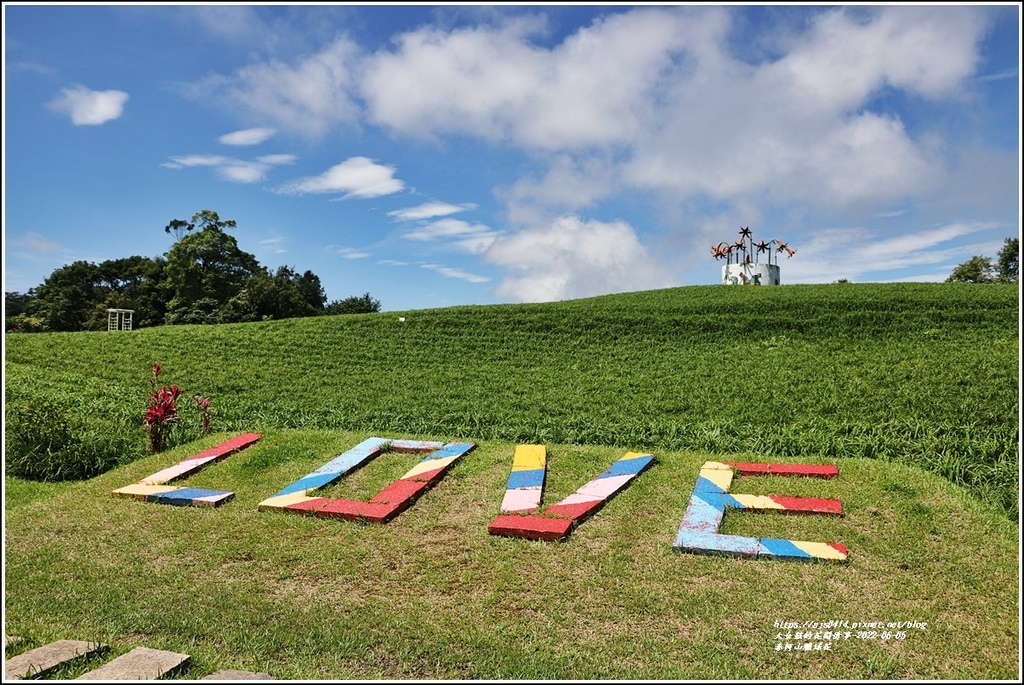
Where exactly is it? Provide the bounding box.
[711,227,795,286]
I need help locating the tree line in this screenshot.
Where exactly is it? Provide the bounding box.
[946,237,1018,284]
[5,210,381,333]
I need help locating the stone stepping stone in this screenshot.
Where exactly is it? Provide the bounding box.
[5,639,107,680]
[75,646,189,680]
[202,669,274,679]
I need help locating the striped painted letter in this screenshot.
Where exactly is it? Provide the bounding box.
[111,433,262,507]
[258,438,474,524]
[674,461,848,562]
[488,446,655,541]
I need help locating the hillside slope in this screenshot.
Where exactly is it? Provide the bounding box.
[4,282,1019,516]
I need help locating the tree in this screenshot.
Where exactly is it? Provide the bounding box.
[995,237,1018,283]
[226,266,323,322]
[325,292,381,315]
[164,215,260,325]
[296,270,327,312]
[5,290,45,332]
[32,261,104,331]
[164,219,194,241]
[946,255,994,284]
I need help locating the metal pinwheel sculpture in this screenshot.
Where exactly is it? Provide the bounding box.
[709,227,795,268]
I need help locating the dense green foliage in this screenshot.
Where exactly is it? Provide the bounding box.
[947,236,1019,284]
[324,291,382,315]
[4,283,1018,516]
[4,398,132,481]
[4,210,372,331]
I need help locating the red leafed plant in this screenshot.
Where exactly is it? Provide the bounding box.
[193,394,214,435]
[144,364,184,453]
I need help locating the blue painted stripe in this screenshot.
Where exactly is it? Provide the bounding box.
[680,493,725,531]
[427,442,476,459]
[757,537,811,559]
[273,472,339,497]
[155,487,230,499]
[692,476,726,495]
[507,468,545,489]
[602,455,654,478]
[312,438,389,475]
[674,530,761,556]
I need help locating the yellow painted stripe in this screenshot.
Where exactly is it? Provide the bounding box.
[112,484,177,500]
[401,455,458,480]
[730,494,785,510]
[699,467,734,492]
[257,493,323,512]
[700,460,733,471]
[791,540,848,560]
[511,445,546,472]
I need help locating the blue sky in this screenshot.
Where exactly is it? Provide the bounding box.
[3,3,1020,312]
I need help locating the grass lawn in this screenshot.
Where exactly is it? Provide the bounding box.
[4,430,1018,680]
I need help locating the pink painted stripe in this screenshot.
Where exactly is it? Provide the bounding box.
[575,473,634,499]
[500,487,542,513]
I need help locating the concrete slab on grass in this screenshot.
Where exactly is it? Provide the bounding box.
[6,640,107,680]
[202,669,274,680]
[75,646,189,680]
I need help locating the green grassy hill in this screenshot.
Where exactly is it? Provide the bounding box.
[5,282,1019,516]
[4,282,1020,679]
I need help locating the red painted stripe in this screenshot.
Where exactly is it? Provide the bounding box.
[184,433,262,461]
[351,501,404,523]
[315,498,369,521]
[769,463,838,478]
[768,495,843,515]
[370,478,432,505]
[725,462,771,474]
[282,497,331,515]
[488,514,573,541]
[542,499,604,521]
[828,542,848,556]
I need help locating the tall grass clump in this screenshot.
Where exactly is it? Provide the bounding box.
[4,393,142,481]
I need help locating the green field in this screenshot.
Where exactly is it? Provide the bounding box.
[4,282,1020,679]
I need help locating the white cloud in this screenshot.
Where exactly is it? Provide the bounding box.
[15,232,63,255]
[388,201,475,221]
[378,259,410,267]
[334,247,372,259]
[162,155,231,169]
[218,162,270,184]
[278,157,404,198]
[163,153,296,183]
[219,127,277,145]
[47,85,128,125]
[361,10,691,149]
[782,222,1002,283]
[483,215,674,302]
[258,237,287,254]
[204,37,361,136]
[402,218,499,254]
[422,264,490,283]
[256,154,297,165]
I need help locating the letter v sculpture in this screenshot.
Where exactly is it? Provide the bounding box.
[488,445,655,541]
